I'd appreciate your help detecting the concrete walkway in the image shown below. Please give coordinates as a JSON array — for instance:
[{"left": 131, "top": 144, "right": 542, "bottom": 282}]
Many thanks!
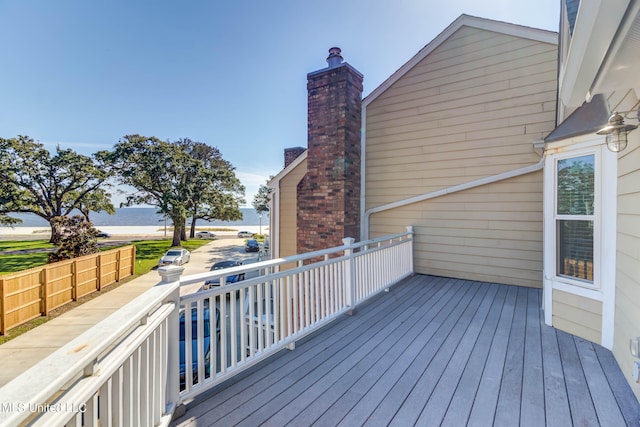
[{"left": 0, "top": 236, "right": 255, "bottom": 387}]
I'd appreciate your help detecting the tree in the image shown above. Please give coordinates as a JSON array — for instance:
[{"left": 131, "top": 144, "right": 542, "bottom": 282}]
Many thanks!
[
  {"left": 48, "top": 215, "right": 100, "bottom": 263},
  {"left": 252, "top": 183, "right": 272, "bottom": 214},
  {"left": 178, "top": 139, "right": 245, "bottom": 238},
  {"left": 70, "top": 187, "right": 115, "bottom": 222},
  {"left": 105, "top": 135, "right": 244, "bottom": 246},
  {"left": 0, "top": 179, "right": 22, "bottom": 226},
  {"left": 0, "top": 136, "right": 114, "bottom": 244}
]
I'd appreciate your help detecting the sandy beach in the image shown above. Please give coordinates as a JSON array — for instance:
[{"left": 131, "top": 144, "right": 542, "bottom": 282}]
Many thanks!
[{"left": 0, "top": 225, "right": 267, "bottom": 240}]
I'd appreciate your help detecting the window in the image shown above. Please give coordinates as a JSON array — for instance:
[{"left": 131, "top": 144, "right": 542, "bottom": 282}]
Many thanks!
[{"left": 556, "top": 154, "right": 595, "bottom": 283}]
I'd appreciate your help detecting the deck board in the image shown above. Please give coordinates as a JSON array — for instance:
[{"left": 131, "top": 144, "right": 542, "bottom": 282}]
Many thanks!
[
  {"left": 294, "top": 276, "right": 454, "bottom": 425},
  {"left": 540, "top": 307, "right": 573, "bottom": 427},
  {"left": 494, "top": 286, "right": 528, "bottom": 426},
  {"left": 414, "top": 283, "right": 499, "bottom": 425},
  {"left": 520, "top": 288, "right": 545, "bottom": 427},
  {"left": 593, "top": 345, "right": 640, "bottom": 426},
  {"left": 467, "top": 285, "right": 518, "bottom": 427},
  {"left": 360, "top": 280, "right": 482, "bottom": 427},
  {"left": 172, "top": 275, "right": 640, "bottom": 427},
  {"left": 575, "top": 337, "right": 626, "bottom": 426},
  {"left": 440, "top": 284, "right": 509, "bottom": 426}
]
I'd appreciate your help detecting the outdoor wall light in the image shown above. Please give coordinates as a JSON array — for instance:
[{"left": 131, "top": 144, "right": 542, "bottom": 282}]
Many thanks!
[{"left": 596, "top": 111, "right": 638, "bottom": 152}]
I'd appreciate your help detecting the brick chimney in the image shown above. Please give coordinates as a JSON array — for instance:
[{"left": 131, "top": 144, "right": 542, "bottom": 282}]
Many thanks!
[
  {"left": 297, "top": 47, "right": 364, "bottom": 253},
  {"left": 284, "top": 146, "right": 306, "bottom": 168}
]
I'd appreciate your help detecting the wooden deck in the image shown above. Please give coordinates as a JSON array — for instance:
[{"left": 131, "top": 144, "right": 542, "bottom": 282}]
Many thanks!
[{"left": 171, "top": 275, "right": 640, "bottom": 426}]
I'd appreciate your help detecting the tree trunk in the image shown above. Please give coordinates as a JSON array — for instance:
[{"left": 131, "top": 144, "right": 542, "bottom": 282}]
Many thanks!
[
  {"left": 49, "top": 217, "right": 65, "bottom": 245},
  {"left": 169, "top": 210, "right": 188, "bottom": 246},
  {"left": 171, "top": 225, "right": 182, "bottom": 247},
  {"left": 189, "top": 214, "right": 197, "bottom": 238}
]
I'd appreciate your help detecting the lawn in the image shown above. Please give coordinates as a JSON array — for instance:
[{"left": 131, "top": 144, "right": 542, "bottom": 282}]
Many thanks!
[{"left": 0, "top": 240, "right": 56, "bottom": 252}]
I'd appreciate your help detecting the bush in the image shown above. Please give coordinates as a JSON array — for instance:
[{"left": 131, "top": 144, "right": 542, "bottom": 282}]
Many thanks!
[{"left": 48, "top": 216, "right": 100, "bottom": 263}]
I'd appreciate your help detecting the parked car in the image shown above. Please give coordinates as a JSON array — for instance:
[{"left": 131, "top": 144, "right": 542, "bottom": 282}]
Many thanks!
[
  {"left": 96, "top": 230, "right": 111, "bottom": 238},
  {"left": 204, "top": 260, "right": 245, "bottom": 288},
  {"left": 196, "top": 231, "right": 217, "bottom": 239},
  {"left": 179, "top": 300, "right": 220, "bottom": 389},
  {"left": 158, "top": 248, "right": 190, "bottom": 266},
  {"left": 237, "top": 231, "right": 254, "bottom": 238},
  {"left": 245, "top": 239, "right": 260, "bottom": 252}
]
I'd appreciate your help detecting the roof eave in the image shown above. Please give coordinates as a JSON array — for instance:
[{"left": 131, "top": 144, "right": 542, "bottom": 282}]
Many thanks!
[
  {"left": 558, "top": 0, "right": 631, "bottom": 107},
  {"left": 363, "top": 14, "right": 558, "bottom": 108}
]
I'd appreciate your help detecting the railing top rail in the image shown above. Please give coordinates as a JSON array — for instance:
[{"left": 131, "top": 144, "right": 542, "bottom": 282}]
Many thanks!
[
  {"left": 180, "top": 253, "right": 351, "bottom": 304},
  {"left": 0, "top": 279, "right": 180, "bottom": 426},
  {"left": 179, "top": 230, "right": 413, "bottom": 288}
]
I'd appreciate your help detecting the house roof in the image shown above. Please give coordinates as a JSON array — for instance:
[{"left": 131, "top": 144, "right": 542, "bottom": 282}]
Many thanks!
[
  {"left": 363, "top": 14, "right": 558, "bottom": 107},
  {"left": 565, "top": 0, "right": 581, "bottom": 36},
  {"left": 544, "top": 93, "right": 610, "bottom": 143}
]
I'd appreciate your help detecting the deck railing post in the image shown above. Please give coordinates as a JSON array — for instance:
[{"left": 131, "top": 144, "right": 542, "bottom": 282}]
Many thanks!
[
  {"left": 342, "top": 237, "right": 356, "bottom": 315},
  {"left": 157, "top": 266, "right": 184, "bottom": 419},
  {"left": 406, "top": 226, "right": 415, "bottom": 274}
]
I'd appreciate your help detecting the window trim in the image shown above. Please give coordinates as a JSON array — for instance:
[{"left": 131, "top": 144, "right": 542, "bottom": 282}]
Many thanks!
[
  {"left": 543, "top": 136, "right": 617, "bottom": 349},
  {"left": 552, "top": 149, "right": 601, "bottom": 289}
]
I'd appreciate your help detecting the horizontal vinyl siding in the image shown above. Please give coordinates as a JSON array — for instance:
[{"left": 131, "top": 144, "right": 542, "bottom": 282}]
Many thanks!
[
  {"left": 365, "top": 26, "right": 556, "bottom": 287},
  {"left": 552, "top": 289, "right": 602, "bottom": 345},
  {"left": 614, "top": 134, "right": 640, "bottom": 401},
  {"left": 278, "top": 159, "right": 306, "bottom": 260},
  {"left": 369, "top": 173, "right": 543, "bottom": 288}
]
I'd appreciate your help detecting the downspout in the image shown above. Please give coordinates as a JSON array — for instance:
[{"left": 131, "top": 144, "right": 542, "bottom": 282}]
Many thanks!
[
  {"left": 362, "top": 145, "right": 546, "bottom": 240},
  {"left": 359, "top": 106, "right": 367, "bottom": 241}
]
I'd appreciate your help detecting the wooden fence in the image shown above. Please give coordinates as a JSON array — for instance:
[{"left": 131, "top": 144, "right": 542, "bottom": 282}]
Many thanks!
[{"left": 0, "top": 245, "right": 136, "bottom": 334}]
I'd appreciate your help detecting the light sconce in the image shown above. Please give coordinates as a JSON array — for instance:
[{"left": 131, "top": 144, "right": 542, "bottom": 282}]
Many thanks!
[{"left": 596, "top": 111, "right": 638, "bottom": 152}]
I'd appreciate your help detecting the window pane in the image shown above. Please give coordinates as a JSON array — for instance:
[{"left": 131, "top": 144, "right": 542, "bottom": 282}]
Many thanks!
[
  {"left": 557, "top": 155, "right": 594, "bottom": 215},
  {"left": 557, "top": 220, "right": 593, "bottom": 282}
]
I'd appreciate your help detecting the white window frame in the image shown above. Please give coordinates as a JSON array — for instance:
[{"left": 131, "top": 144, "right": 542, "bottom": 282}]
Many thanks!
[
  {"left": 553, "top": 149, "right": 600, "bottom": 289},
  {"left": 543, "top": 137, "right": 617, "bottom": 349}
]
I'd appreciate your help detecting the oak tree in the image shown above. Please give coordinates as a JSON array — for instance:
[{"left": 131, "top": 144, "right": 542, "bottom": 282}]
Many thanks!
[
  {"left": 106, "top": 135, "right": 244, "bottom": 246},
  {"left": 0, "top": 136, "right": 114, "bottom": 243}
]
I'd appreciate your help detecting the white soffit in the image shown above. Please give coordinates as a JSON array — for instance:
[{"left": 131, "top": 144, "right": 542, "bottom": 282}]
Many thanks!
[
  {"left": 559, "top": 0, "right": 630, "bottom": 107},
  {"left": 588, "top": 1, "right": 640, "bottom": 99}
]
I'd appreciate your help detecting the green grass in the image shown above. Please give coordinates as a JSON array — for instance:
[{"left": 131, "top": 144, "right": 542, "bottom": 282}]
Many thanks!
[
  {"left": 0, "top": 240, "right": 55, "bottom": 251},
  {"left": 130, "top": 238, "right": 209, "bottom": 275},
  {"left": 0, "top": 253, "right": 51, "bottom": 274}
]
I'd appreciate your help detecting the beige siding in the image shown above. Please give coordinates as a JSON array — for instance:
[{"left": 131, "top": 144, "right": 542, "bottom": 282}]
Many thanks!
[
  {"left": 551, "top": 289, "right": 602, "bottom": 345},
  {"left": 278, "top": 159, "right": 307, "bottom": 260},
  {"left": 614, "top": 132, "right": 640, "bottom": 401},
  {"left": 365, "top": 26, "right": 557, "bottom": 287},
  {"left": 370, "top": 173, "right": 543, "bottom": 287}
]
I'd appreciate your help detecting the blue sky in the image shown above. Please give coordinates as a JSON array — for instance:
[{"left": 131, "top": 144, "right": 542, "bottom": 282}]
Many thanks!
[{"left": 0, "top": 1, "right": 560, "bottom": 207}]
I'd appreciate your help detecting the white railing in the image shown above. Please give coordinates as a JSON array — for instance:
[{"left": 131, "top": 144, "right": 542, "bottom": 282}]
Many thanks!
[
  {"left": 0, "top": 273, "right": 182, "bottom": 427},
  {"left": 0, "top": 228, "right": 413, "bottom": 426},
  {"left": 177, "top": 228, "right": 414, "bottom": 401}
]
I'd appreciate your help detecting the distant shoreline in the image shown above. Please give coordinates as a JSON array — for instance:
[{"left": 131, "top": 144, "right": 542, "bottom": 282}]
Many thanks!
[
  {"left": 5, "top": 207, "right": 268, "bottom": 228},
  {"left": 0, "top": 225, "right": 267, "bottom": 240}
]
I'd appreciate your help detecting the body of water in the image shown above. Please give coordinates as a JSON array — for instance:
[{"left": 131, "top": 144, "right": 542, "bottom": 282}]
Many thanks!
[{"left": 8, "top": 208, "right": 268, "bottom": 228}]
